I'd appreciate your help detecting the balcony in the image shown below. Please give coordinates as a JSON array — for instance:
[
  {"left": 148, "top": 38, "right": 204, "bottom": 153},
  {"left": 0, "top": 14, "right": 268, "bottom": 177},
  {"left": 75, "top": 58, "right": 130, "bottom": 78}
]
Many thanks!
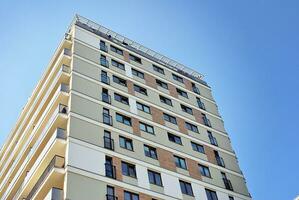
[
  {"left": 10, "top": 127, "right": 67, "bottom": 200},
  {"left": 26, "top": 156, "right": 65, "bottom": 200},
  {"left": 103, "top": 113, "right": 113, "bottom": 126},
  {"left": 216, "top": 156, "right": 225, "bottom": 168},
  {"left": 223, "top": 178, "right": 233, "bottom": 191},
  {"left": 101, "top": 74, "right": 110, "bottom": 85},
  {"left": 63, "top": 48, "right": 72, "bottom": 57},
  {"left": 100, "top": 57, "right": 109, "bottom": 68},
  {"left": 103, "top": 136, "right": 114, "bottom": 151},
  {"left": 203, "top": 117, "right": 212, "bottom": 127},
  {"left": 44, "top": 187, "right": 63, "bottom": 200},
  {"left": 100, "top": 43, "right": 108, "bottom": 52},
  {"left": 106, "top": 194, "right": 118, "bottom": 200},
  {"left": 192, "top": 86, "right": 200, "bottom": 95},
  {"left": 105, "top": 163, "right": 116, "bottom": 179},
  {"left": 101, "top": 93, "right": 111, "bottom": 104},
  {"left": 0, "top": 65, "right": 69, "bottom": 180},
  {"left": 0, "top": 103, "right": 68, "bottom": 199}
]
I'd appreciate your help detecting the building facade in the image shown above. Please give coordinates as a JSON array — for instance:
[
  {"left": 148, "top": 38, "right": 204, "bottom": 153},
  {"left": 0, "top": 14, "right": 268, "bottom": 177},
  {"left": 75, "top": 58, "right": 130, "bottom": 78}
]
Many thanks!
[{"left": 0, "top": 15, "right": 251, "bottom": 200}]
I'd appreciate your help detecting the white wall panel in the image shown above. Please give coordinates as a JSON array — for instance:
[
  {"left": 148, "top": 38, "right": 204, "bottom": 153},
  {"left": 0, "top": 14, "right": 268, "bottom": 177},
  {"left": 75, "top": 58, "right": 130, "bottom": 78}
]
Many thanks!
[
  {"left": 161, "top": 173, "right": 182, "bottom": 199},
  {"left": 129, "top": 97, "right": 137, "bottom": 114},
  {"left": 75, "top": 27, "right": 99, "bottom": 49},
  {"left": 192, "top": 183, "right": 208, "bottom": 200},
  {"left": 68, "top": 142, "right": 105, "bottom": 175},
  {"left": 136, "top": 164, "right": 150, "bottom": 189}
]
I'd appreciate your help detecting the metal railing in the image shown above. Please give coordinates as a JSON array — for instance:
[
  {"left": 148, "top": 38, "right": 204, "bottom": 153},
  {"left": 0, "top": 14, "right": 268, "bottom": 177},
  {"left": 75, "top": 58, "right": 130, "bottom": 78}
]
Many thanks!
[
  {"left": 26, "top": 156, "right": 65, "bottom": 200},
  {"left": 209, "top": 135, "right": 218, "bottom": 146},
  {"left": 223, "top": 178, "right": 233, "bottom": 191},
  {"left": 192, "top": 86, "right": 200, "bottom": 95},
  {"left": 100, "top": 43, "right": 108, "bottom": 52},
  {"left": 103, "top": 113, "right": 113, "bottom": 126},
  {"left": 100, "top": 57, "right": 109, "bottom": 68},
  {"left": 70, "top": 15, "right": 208, "bottom": 86},
  {"left": 203, "top": 117, "right": 212, "bottom": 127},
  {"left": 61, "top": 64, "right": 71, "bottom": 74},
  {"left": 103, "top": 136, "right": 114, "bottom": 151},
  {"left": 63, "top": 48, "right": 72, "bottom": 57},
  {"left": 101, "top": 93, "right": 111, "bottom": 104},
  {"left": 106, "top": 194, "right": 118, "bottom": 200},
  {"left": 105, "top": 163, "right": 116, "bottom": 179},
  {"left": 197, "top": 100, "right": 206, "bottom": 110},
  {"left": 216, "top": 156, "right": 225, "bottom": 168},
  {"left": 101, "top": 74, "right": 110, "bottom": 85}
]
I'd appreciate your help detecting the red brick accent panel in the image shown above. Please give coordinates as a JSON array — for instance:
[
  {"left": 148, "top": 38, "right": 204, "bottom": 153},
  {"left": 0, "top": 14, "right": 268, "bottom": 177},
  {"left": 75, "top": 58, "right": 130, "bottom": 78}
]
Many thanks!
[
  {"left": 144, "top": 73, "right": 157, "bottom": 89},
  {"left": 151, "top": 106, "right": 164, "bottom": 125},
  {"left": 193, "top": 109, "right": 205, "bottom": 124},
  {"left": 112, "top": 157, "right": 123, "bottom": 181},
  {"left": 168, "top": 84, "right": 178, "bottom": 98},
  {"left": 205, "top": 146, "right": 217, "bottom": 165},
  {"left": 177, "top": 117, "right": 188, "bottom": 134},
  {"left": 127, "top": 80, "right": 135, "bottom": 95},
  {"left": 186, "top": 158, "right": 202, "bottom": 180},
  {"left": 115, "top": 186, "right": 124, "bottom": 200},
  {"left": 184, "top": 79, "right": 193, "bottom": 91},
  {"left": 157, "top": 148, "right": 176, "bottom": 172},
  {"left": 132, "top": 117, "right": 141, "bottom": 136},
  {"left": 123, "top": 51, "right": 130, "bottom": 63}
]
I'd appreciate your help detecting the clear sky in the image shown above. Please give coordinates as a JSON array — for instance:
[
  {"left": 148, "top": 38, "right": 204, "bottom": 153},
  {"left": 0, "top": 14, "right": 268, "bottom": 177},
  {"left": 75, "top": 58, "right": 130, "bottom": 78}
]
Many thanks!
[{"left": 0, "top": 1, "right": 298, "bottom": 199}]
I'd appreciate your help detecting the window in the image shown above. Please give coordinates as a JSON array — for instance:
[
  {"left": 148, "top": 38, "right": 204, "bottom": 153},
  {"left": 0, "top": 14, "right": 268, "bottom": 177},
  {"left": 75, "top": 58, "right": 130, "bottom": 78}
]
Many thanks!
[
  {"left": 208, "top": 131, "right": 218, "bottom": 146},
  {"left": 191, "top": 142, "right": 205, "bottom": 153},
  {"left": 179, "top": 180, "right": 193, "bottom": 196},
  {"left": 129, "top": 54, "right": 142, "bottom": 63},
  {"left": 134, "top": 84, "right": 147, "bottom": 95},
  {"left": 119, "top": 136, "right": 133, "bottom": 151},
  {"left": 110, "top": 45, "right": 123, "bottom": 55},
  {"left": 139, "top": 122, "right": 154, "bottom": 134},
  {"left": 168, "top": 133, "right": 182, "bottom": 145},
  {"left": 113, "top": 75, "right": 127, "bottom": 87},
  {"left": 202, "top": 113, "right": 212, "bottom": 127},
  {"left": 124, "top": 191, "right": 139, "bottom": 200},
  {"left": 197, "top": 97, "right": 205, "bottom": 110},
  {"left": 176, "top": 88, "right": 188, "bottom": 98},
  {"left": 229, "top": 196, "right": 234, "bottom": 200},
  {"left": 153, "top": 64, "right": 164, "bottom": 74},
  {"left": 136, "top": 102, "right": 151, "bottom": 114},
  {"left": 199, "top": 164, "right": 211, "bottom": 177},
  {"left": 100, "top": 40, "right": 107, "bottom": 52},
  {"left": 174, "top": 155, "right": 187, "bottom": 169},
  {"left": 107, "top": 186, "right": 116, "bottom": 200},
  {"left": 156, "top": 79, "right": 168, "bottom": 89},
  {"left": 163, "top": 113, "right": 177, "bottom": 124},
  {"left": 172, "top": 74, "right": 184, "bottom": 83},
  {"left": 111, "top": 59, "right": 125, "bottom": 70},
  {"left": 159, "top": 95, "right": 172, "bottom": 106},
  {"left": 205, "top": 189, "right": 218, "bottom": 200},
  {"left": 132, "top": 68, "right": 144, "bottom": 79},
  {"left": 114, "top": 93, "right": 129, "bottom": 105},
  {"left": 144, "top": 145, "right": 158, "bottom": 159},
  {"left": 185, "top": 122, "right": 199, "bottom": 133},
  {"left": 116, "top": 113, "right": 132, "bottom": 126},
  {"left": 181, "top": 104, "right": 193, "bottom": 115},
  {"left": 148, "top": 170, "right": 162, "bottom": 186},
  {"left": 122, "top": 162, "right": 136, "bottom": 178}
]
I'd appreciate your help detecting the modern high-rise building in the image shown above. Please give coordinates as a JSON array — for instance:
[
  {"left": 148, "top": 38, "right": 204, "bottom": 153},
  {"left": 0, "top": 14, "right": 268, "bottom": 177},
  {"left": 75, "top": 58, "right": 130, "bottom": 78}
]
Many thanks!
[{"left": 0, "top": 15, "right": 251, "bottom": 200}]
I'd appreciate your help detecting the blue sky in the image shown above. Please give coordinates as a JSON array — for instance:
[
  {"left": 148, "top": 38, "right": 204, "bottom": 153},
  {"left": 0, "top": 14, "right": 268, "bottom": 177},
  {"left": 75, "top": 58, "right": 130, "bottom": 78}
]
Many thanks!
[{"left": 0, "top": 1, "right": 298, "bottom": 199}]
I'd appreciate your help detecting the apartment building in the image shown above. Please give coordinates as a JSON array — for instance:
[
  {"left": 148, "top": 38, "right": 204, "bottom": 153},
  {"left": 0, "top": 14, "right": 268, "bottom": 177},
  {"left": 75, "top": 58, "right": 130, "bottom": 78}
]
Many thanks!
[{"left": 0, "top": 15, "right": 251, "bottom": 200}]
